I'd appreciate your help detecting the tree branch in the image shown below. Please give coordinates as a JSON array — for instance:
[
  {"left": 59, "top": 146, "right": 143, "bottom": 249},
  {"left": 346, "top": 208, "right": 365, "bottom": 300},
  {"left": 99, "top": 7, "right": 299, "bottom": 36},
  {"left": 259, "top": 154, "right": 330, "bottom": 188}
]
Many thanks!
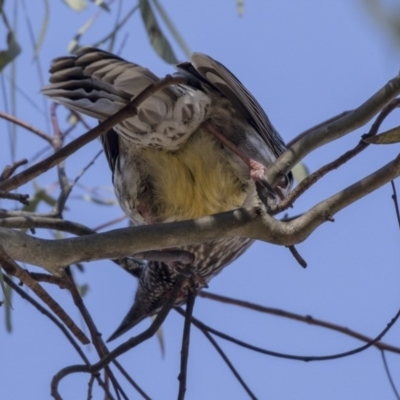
[
  {"left": 0, "top": 244, "right": 89, "bottom": 344},
  {"left": 266, "top": 73, "right": 400, "bottom": 187},
  {"left": 199, "top": 291, "right": 400, "bottom": 355},
  {"left": 0, "top": 152, "right": 399, "bottom": 273}
]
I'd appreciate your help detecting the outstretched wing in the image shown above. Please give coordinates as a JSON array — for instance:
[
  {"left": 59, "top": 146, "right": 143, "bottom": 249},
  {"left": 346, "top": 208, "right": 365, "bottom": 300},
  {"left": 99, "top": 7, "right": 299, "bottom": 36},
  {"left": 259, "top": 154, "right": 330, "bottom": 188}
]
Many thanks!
[{"left": 42, "top": 47, "right": 212, "bottom": 150}]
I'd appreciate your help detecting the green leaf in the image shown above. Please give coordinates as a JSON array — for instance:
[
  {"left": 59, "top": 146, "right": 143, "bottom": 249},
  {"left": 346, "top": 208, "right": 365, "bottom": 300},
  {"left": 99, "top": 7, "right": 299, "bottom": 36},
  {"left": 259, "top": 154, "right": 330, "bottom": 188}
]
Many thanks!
[
  {"left": 77, "top": 283, "right": 89, "bottom": 297},
  {"left": 0, "top": 31, "right": 21, "bottom": 72},
  {"left": 81, "top": 194, "right": 118, "bottom": 206},
  {"left": 363, "top": 126, "right": 400, "bottom": 144},
  {"left": 62, "top": 0, "right": 87, "bottom": 12},
  {"left": 67, "top": 112, "right": 78, "bottom": 125},
  {"left": 151, "top": 0, "right": 191, "bottom": 58},
  {"left": 22, "top": 182, "right": 57, "bottom": 213},
  {"left": 139, "top": 0, "right": 178, "bottom": 64},
  {"left": 292, "top": 162, "right": 310, "bottom": 184},
  {"left": 68, "top": 13, "right": 98, "bottom": 53}
]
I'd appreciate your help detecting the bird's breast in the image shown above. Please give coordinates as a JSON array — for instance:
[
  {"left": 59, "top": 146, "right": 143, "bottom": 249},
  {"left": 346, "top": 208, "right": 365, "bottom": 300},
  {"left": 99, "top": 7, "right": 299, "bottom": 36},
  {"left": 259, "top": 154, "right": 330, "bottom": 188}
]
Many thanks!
[{"left": 131, "top": 127, "right": 250, "bottom": 223}]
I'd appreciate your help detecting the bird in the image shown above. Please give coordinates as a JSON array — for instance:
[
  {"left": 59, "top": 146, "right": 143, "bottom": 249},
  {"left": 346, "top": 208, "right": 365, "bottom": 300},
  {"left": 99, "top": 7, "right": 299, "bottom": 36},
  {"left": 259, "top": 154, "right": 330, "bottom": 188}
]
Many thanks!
[{"left": 42, "top": 47, "right": 293, "bottom": 341}]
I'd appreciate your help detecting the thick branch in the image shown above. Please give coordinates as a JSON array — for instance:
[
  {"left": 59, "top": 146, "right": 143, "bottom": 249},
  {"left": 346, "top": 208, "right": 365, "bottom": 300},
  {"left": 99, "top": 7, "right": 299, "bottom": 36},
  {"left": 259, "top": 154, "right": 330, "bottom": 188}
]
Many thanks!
[
  {"left": 266, "top": 73, "right": 400, "bottom": 187},
  {"left": 0, "top": 153, "right": 399, "bottom": 274}
]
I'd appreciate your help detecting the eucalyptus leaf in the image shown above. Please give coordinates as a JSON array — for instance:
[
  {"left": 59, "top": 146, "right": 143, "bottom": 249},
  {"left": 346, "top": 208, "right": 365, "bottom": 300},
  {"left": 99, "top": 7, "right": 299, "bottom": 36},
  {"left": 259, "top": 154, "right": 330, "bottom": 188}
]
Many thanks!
[
  {"left": 62, "top": 0, "right": 87, "bottom": 12},
  {"left": 363, "top": 126, "right": 400, "bottom": 144},
  {"left": 139, "top": 0, "right": 178, "bottom": 64},
  {"left": 151, "top": 0, "right": 191, "bottom": 58},
  {"left": 0, "top": 31, "right": 21, "bottom": 71},
  {"left": 68, "top": 13, "right": 97, "bottom": 53},
  {"left": 291, "top": 162, "right": 310, "bottom": 184}
]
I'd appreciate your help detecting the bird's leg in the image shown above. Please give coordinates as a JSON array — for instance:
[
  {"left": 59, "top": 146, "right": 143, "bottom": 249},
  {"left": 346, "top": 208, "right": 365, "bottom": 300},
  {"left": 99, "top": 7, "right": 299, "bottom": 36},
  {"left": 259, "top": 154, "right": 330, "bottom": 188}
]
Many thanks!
[
  {"left": 204, "top": 121, "right": 285, "bottom": 203},
  {"left": 172, "top": 263, "right": 209, "bottom": 289}
]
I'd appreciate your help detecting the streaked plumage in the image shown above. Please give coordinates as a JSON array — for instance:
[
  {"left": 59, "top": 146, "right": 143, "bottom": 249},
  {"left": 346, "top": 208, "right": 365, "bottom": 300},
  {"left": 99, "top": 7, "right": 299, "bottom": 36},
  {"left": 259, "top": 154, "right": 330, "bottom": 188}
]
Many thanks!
[{"left": 42, "top": 47, "right": 292, "bottom": 340}]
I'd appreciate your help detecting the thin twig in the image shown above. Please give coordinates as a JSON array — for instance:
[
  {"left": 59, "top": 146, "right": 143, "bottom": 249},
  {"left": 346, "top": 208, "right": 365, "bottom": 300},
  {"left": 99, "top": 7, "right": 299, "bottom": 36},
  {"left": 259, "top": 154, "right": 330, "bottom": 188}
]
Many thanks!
[
  {"left": 4, "top": 274, "right": 117, "bottom": 400},
  {"left": 0, "top": 216, "right": 96, "bottom": 235},
  {"left": 177, "top": 288, "right": 196, "bottom": 400},
  {"left": 3, "top": 274, "right": 88, "bottom": 361},
  {"left": 65, "top": 268, "right": 127, "bottom": 400},
  {"left": 199, "top": 291, "right": 400, "bottom": 355},
  {"left": 0, "top": 110, "right": 52, "bottom": 143},
  {"left": 93, "top": 215, "right": 127, "bottom": 231},
  {"left": 0, "top": 244, "right": 90, "bottom": 344},
  {"left": 271, "top": 98, "right": 400, "bottom": 214},
  {"left": 113, "top": 360, "right": 152, "bottom": 400},
  {"left": 51, "top": 102, "right": 71, "bottom": 216},
  {"left": 287, "top": 245, "right": 307, "bottom": 268},
  {"left": 0, "top": 191, "right": 29, "bottom": 204},
  {"left": 187, "top": 307, "right": 400, "bottom": 362},
  {"left": 29, "top": 272, "right": 69, "bottom": 288},
  {"left": 0, "top": 158, "right": 28, "bottom": 180},
  {"left": 266, "top": 74, "right": 400, "bottom": 189},
  {"left": 87, "top": 374, "right": 96, "bottom": 400},
  {"left": 381, "top": 351, "right": 400, "bottom": 400},
  {"left": 391, "top": 181, "right": 400, "bottom": 230},
  {"left": 51, "top": 273, "right": 188, "bottom": 399},
  {"left": 176, "top": 308, "right": 257, "bottom": 400}
]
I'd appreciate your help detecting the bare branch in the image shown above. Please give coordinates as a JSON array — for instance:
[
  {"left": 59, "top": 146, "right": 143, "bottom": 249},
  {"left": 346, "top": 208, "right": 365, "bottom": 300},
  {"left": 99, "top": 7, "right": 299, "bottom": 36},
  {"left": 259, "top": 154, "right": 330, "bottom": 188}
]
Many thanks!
[
  {"left": 391, "top": 181, "right": 400, "bottom": 230},
  {"left": 1, "top": 152, "right": 399, "bottom": 273},
  {"left": 50, "top": 272, "right": 188, "bottom": 399},
  {"left": 287, "top": 245, "right": 307, "bottom": 268},
  {"left": 177, "top": 288, "right": 196, "bottom": 400},
  {"left": 381, "top": 351, "right": 400, "bottom": 400},
  {"left": 0, "top": 111, "right": 52, "bottom": 143},
  {"left": 0, "top": 158, "right": 28, "bottom": 180},
  {"left": 199, "top": 291, "right": 400, "bottom": 355},
  {"left": 0, "top": 191, "right": 29, "bottom": 204},
  {"left": 271, "top": 97, "right": 400, "bottom": 214},
  {"left": 0, "top": 244, "right": 89, "bottom": 344},
  {"left": 2, "top": 275, "right": 112, "bottom": 396},
  {"left": 64, "top": 268, "right": 128, "bottom": 400},
  {"left": 175, "top": 307, "right": 258, "bottom": 400},
  {"left": 266, "top": 73, "right": 400, "bottom": 187},
  {"left": 113, "top": 360, "right": 152, "bottom": 400},
  {"left": 188, "top": 306, "right": 400, "bottom": 362}
]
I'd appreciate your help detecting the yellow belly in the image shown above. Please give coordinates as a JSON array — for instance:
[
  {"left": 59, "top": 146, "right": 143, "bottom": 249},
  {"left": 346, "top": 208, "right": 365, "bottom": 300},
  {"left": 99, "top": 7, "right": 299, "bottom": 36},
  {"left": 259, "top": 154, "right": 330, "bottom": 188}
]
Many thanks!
[{"left": 139, "top": 129, "right": 248, "bottom": 222}]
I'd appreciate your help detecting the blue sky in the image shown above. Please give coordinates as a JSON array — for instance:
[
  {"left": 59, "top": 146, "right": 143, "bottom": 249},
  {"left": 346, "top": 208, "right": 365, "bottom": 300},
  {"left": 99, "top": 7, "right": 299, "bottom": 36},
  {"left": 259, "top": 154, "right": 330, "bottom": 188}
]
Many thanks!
[{"left": 1, "top": 1, "right": 400, "bottom": 399}]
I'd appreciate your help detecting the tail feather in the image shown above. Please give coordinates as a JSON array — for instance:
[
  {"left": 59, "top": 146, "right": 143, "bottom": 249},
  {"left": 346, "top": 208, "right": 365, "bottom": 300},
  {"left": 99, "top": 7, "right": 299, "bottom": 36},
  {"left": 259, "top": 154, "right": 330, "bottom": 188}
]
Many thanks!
[{"left": 107, "top": 304, "right": 148, "bottom": 342}]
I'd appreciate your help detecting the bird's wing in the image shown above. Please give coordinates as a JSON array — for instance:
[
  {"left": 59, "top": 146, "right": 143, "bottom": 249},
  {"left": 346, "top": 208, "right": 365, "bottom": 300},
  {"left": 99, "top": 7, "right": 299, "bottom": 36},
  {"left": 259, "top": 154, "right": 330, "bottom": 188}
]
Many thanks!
[
  {"left": 42, "top": 47, "right": 179, "bottom": 120},
  {"left": 177, "top": 53, "right": 287, "bottom": 157}
]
